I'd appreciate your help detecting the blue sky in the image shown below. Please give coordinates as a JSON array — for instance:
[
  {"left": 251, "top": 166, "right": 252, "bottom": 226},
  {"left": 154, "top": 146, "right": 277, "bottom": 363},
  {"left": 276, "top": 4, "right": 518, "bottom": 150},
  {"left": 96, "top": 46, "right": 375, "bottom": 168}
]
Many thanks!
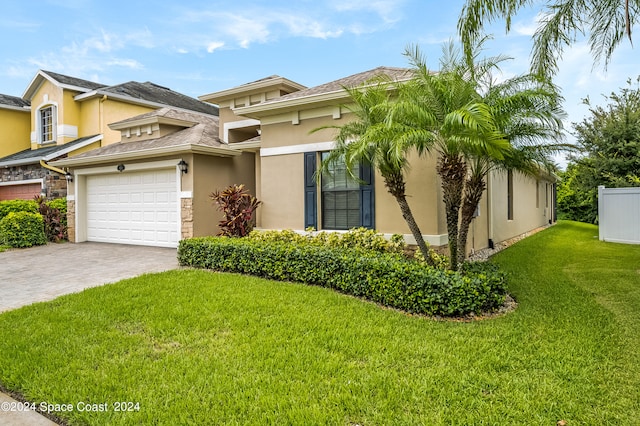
[{"left": 1, "top": 0, "right": 638, "bottom": 165}]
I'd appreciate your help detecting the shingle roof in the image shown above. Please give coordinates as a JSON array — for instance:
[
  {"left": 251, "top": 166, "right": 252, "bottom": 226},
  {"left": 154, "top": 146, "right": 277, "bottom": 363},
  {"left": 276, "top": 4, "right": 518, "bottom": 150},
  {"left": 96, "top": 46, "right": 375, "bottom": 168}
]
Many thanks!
[
  {"left": 102, "top": 81, "right": 219, "bottom": 116},
  {"left": 69, "top": 109, "right": 223, "bottom": 160},
  {"left": 0, "top": 135, "right": 100, "bottom": 165},
  {"left": 42, "top": 70, "right": 108, "bottom": 91},
  {"left": 0, "top": 94, "right": 30, "bottom": 109},
  {"left": 267, "top": 66, "right": 412, "bottom": 104}
]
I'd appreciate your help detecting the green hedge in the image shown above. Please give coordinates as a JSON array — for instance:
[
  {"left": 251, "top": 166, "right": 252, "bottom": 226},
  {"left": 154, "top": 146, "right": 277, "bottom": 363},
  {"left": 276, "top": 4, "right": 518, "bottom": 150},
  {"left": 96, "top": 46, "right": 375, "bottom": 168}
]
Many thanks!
[
  {"left": 0, "top": 211, "right": 47, "bottom": 248},
  {"left": 178, "top": 237, "right": 507, "bottom": 317},
  {"left": 0, "top": 199, "right": 38, "bottom": 221}
]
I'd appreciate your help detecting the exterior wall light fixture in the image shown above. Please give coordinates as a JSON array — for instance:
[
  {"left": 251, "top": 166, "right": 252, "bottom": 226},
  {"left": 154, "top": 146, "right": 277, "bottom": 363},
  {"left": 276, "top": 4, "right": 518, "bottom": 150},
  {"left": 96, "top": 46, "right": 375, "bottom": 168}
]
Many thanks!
[
  {"left": 117, "top": 164, "right": 125, "bottom": 172},
  {"left": 178, "top": 160, "right": 188, "bottom": 175},
  {"left": 65, "top": 172, "right": 73, "bottom": 183}
]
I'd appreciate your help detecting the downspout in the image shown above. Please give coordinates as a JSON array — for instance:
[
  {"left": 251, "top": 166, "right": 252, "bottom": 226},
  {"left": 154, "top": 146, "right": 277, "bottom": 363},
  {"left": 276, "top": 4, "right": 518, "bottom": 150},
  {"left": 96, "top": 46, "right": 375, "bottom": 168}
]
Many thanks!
[
  {"left": 39, "top": 159, "right": 66, "bottom": 175},
  {"left": 487, "top": 171, "right": 494, "bottom": 249}
]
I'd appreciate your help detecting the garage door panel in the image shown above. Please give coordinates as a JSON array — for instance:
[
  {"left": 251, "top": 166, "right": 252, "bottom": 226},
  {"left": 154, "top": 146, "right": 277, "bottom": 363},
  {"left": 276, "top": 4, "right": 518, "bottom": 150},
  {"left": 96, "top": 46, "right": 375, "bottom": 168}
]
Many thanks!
[{"left": 86, "top": 169, "right": 179, "bottom": 247}]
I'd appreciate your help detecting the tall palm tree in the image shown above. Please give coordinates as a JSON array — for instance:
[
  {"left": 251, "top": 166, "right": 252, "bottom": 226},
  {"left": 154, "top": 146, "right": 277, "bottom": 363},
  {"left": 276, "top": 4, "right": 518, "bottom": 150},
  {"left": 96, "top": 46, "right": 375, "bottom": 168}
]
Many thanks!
[
  {"left": 315, "top": 77, "right": 436, "bottom": 264},
  {"left": 458, "top": 0, "right": 638, "bottom": 77},
  {"left": 394, "top": 42, "right": 511, "bottom": 269}
]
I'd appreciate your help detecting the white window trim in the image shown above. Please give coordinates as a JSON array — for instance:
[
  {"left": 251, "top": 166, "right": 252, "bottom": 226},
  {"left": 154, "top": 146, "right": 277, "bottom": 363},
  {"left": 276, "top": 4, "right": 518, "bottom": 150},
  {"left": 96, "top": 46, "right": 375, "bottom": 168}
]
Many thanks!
[{"left": 36, "top": 101, "right": 58, "bottom": 144}]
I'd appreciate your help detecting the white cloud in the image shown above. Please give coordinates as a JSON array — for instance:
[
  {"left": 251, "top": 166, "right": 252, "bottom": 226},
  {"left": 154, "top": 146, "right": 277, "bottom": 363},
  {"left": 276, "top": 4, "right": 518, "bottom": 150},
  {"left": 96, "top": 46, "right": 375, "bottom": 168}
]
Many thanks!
[{"left": 206, "top": 41, "right": 225, "bottom": 53}]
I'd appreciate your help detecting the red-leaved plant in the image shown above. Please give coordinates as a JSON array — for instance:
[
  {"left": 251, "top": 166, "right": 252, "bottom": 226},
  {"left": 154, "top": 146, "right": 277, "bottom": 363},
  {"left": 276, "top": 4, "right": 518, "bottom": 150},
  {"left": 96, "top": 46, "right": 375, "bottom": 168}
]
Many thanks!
[
  {"left": 34, "top": 196, "right": 67, "bottom": 242},
  {"left": 210, "top": 184, "right": 261, "bottom": 237}
]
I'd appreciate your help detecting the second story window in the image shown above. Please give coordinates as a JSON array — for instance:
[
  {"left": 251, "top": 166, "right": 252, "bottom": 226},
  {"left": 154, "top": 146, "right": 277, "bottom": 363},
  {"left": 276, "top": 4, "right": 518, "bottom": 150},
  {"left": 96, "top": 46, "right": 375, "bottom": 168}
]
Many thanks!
[{"left": 38, "top": 105, "right": 56, "bottom": 144}]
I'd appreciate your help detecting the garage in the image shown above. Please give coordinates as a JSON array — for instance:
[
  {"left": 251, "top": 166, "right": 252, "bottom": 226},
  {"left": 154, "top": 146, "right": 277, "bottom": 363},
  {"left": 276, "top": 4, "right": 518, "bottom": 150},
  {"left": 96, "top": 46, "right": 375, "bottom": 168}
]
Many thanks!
[
  {"left": 0, "top": 182, "right": 42, "bottom": 201},
  {"left": 85, "top": 169, "right": 179, "bottom": 247}
]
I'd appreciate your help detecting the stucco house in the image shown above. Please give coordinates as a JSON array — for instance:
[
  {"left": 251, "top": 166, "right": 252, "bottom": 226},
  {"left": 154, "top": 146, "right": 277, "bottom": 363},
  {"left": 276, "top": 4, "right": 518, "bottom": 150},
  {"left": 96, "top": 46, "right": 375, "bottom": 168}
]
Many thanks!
[
  {"left": 200, "top": 67, "right": 557, "bottom": 255},
  {"left": 2, "top": 66, "right": 555, "bottom": 253},
  {"left": 0, "top": 70, "right": 218, "bottom": 201}
]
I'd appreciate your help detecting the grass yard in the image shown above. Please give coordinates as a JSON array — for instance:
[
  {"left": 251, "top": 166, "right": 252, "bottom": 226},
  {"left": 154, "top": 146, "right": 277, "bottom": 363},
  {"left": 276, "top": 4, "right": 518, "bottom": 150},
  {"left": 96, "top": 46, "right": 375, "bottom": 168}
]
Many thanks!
[{"left": 0, "top": 221, "right": 638, "bottom": 425}]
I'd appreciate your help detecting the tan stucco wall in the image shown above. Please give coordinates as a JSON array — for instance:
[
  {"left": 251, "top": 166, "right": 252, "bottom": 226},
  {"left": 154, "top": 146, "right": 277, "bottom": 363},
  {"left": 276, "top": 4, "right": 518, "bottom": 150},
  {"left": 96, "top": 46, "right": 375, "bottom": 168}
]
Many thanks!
[
  {"left": 257, "top": 113, "right": 445, "bottom": 240},
  {"left": 489, "top": 170, "right": 553, "bottom": 244},
  {"left": 191, "top": 152, "right": 257, "bottom": 237},
  {"left": 0, "top": 108, "right": 30, "bottom": 157},
  {"left": 259, "top": 153, "right": 305, "bottom": 229}
]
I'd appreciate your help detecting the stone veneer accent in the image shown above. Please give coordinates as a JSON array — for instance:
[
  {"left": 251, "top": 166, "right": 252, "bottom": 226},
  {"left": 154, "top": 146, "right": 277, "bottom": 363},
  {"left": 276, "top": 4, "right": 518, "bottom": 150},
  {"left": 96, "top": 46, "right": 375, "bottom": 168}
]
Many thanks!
[
  {"left": 0, "top": 164, "right": 68, "bottom": 199},
  {"left": 181, "top": 197, "right": 193, "bottom": 239},
  {"left": 66, "top": 199, "right": 76, "bottom": 243}
]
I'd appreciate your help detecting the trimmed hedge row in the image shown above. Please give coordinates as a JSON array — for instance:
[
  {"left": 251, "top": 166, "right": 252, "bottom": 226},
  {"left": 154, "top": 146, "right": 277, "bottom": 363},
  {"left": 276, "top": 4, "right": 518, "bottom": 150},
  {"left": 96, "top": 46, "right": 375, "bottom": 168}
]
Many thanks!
[{"left": 178, "top": 237, "right": 507, "bottom": 317}]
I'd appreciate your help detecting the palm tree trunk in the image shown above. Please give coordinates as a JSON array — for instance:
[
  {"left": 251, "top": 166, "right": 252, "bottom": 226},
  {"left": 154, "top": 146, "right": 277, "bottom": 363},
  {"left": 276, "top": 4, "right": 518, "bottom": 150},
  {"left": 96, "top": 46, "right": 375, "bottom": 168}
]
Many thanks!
[
  {"left": 457, "top": 174, "right": 486, "bottom": 264},
  {"left": 437, "top": 154, "right": 467, "bottom": 271},
  {"left": 383, "top": 172, "right": 435, "bottom": 266}
]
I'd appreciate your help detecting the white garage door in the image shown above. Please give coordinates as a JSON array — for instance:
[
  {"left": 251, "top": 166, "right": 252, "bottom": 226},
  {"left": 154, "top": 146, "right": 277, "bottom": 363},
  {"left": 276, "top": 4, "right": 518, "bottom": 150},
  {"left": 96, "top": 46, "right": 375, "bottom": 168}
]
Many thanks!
[{"left": 86, "top": 169, "right": 179, "bottom": 247}]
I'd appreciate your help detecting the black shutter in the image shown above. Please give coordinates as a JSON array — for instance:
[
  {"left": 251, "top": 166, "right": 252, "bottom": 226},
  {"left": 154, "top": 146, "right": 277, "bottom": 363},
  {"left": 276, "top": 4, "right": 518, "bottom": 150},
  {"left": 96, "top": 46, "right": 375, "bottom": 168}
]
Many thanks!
[
  {"left": 359, "top": 161, "right": 375, "bottom": 229},
  {"left": 304, "top": 152, "right": 317, "bottom": 229}
]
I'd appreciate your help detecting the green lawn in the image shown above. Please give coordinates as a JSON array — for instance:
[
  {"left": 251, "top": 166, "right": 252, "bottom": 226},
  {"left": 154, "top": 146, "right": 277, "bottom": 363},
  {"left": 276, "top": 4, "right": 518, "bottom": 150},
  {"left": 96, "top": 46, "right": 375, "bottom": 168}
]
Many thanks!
[{"left": 0, "top": 221, "right": 638, "bottom": 425}]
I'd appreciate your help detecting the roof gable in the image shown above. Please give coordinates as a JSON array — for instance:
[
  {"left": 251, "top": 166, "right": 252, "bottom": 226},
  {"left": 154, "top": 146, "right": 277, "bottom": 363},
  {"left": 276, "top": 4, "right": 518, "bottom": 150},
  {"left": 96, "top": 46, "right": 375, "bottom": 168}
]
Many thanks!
[
  {"left": 23, "top": 70, "right": 107, "bottom": 100},
  {"left": 233, "top": 66, "right": 412, "bottom": 117}
]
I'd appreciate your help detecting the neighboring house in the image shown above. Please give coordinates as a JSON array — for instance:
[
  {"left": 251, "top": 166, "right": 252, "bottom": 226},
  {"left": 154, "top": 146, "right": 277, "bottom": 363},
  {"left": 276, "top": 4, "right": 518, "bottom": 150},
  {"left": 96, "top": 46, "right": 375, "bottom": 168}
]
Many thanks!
[
  {"left": 200, "top": 66, "right": 557, "bottom": 254},
  {"left": 0, "top": 70, "right": 218, "bottom": 201}
]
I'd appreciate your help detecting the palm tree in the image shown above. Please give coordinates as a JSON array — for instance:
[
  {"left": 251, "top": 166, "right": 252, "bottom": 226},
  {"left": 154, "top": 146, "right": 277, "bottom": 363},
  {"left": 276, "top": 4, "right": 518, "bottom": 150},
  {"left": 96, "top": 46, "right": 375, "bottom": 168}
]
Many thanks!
[
  {"left": 456, "top": 74, "right": 567, "bottom": 263},
  {"left": 394, "top": 42, "right": 511, "bottom": 269},
  {"left": 458, "top": 0, "right": 638, "bottom": 77},
  {"left": 315, "top": 77, "right": 436, "bottom": 264}
]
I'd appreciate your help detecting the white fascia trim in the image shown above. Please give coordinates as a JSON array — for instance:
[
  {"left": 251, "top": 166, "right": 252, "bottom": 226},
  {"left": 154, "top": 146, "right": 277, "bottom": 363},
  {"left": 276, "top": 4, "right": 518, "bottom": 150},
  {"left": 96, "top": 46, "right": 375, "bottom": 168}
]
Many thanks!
[
  {"left": 73, "top": 159, "right": 182, "bottom": 176},
  {"left": 236, "top": 90, "right": 348, "bottom": 116},
  {"left": 0, "top": 158, "right": 39, "bottom": 167},
  {"left": 223, "top": 118, "right": 260, "bottom": 143},
  {"left": 0, "top": 104, "right": 30, "bottom": 112},
  {"left": 261, "top": 141, "right": 336, "bottom": 157},
  {"left": 51, "top": 143, "right": 240, "bottom": 168},
  {"left": 43, "top": 135, "right": 103, "bottom": 161},
  {"left": 0, "top": 178, "right": 44, "bottom": 187},
  {"left": 57, "top": 124, "right": 78, "bottom": 139}
]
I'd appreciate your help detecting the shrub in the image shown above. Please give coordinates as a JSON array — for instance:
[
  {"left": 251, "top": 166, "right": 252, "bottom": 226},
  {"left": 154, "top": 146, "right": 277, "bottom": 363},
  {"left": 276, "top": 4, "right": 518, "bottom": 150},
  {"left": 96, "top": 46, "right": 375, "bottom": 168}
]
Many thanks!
[
  {"left": 248, "top": 227, "right": 406, "bottom": 255},
  {"left": 0, "top": 199, "right": 38, "bottom": 220},
  {"left": 178, "top": 237, "right": 507, "bottom": 317},
  {"left": 0, "top": 211, "right": 47, "bottom": 248},
  {"left": 210, "top": 184, "right": 261, "bottom": 237},
  {"left": 35, "top": 196, "right": 67, "bottom": 242}
]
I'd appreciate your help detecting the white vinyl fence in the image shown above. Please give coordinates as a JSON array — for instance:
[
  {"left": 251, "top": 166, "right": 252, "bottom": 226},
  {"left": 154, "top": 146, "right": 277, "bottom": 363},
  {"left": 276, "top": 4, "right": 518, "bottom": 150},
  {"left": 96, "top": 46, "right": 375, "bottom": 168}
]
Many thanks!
[{"left": 598, "top": 185, "right": 640, "bottom": 244}]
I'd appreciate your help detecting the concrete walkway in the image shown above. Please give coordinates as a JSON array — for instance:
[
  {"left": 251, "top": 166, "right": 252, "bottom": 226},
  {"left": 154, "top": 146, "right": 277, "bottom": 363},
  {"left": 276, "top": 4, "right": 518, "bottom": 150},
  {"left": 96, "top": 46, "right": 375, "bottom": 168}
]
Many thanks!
[{"left": 0, "top": 242, "right": 179, "bottom": 425}]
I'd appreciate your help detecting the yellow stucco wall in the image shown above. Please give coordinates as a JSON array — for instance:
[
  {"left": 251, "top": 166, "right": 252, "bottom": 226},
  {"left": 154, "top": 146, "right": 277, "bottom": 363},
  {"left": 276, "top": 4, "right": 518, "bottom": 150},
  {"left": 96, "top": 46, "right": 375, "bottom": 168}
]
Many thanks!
[
  {"left": 79, "top": 98, "right": 155, "bottom": 146},
  {"left": 0, "top": 108, "right": 30, "bottom": 157},
  {"left": 29, "top": 79, "right": 63, "bottom": 149}
]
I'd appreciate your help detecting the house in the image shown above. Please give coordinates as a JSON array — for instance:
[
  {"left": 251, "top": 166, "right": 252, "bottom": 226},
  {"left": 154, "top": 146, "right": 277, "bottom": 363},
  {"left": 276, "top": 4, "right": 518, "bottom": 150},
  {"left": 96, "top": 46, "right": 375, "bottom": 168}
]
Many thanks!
[
  {"left": 0, "top": 70, "right": 218, "bottom": 202},
  {"left": 200, "top": 66, "right": 557, "bottom": 254},
  {"left": 29, "top": 65, "right": 553, "bottom": 252}
]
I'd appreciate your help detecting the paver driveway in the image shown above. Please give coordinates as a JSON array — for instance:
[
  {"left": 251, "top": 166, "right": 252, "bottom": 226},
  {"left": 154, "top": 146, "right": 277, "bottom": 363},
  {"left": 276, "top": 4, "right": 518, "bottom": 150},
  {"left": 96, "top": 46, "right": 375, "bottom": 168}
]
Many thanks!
[{"left": 0, "top": 242, "right": 179, "bottom": 313}]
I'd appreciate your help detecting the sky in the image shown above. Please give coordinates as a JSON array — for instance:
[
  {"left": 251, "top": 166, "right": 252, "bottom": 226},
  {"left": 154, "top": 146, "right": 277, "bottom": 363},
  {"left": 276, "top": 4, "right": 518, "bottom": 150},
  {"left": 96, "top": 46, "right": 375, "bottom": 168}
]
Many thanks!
[{"left": 1, "top": 0, "right": 638, "bottom": 167}]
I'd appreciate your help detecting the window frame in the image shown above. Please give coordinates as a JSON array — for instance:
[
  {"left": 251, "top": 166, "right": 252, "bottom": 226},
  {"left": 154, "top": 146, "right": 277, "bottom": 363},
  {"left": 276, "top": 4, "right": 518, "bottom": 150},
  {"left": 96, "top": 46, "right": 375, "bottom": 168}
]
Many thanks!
[{"left": 37, "top": 104, "right": 57, "bottom": 144}]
